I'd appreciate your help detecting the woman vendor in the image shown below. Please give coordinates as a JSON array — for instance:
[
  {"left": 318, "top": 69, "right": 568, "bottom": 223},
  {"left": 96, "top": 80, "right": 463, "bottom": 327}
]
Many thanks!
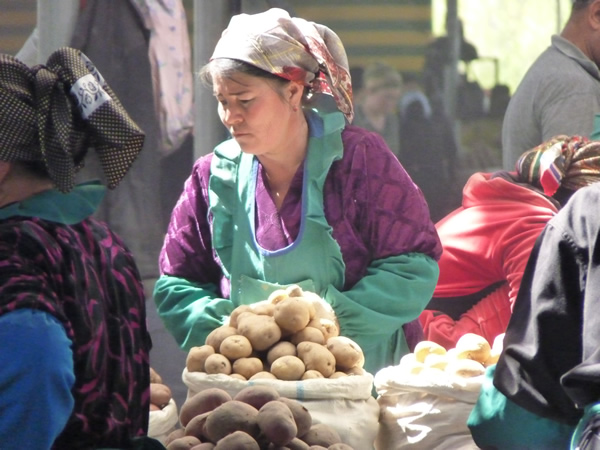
[{"left": 153, "top": 8, "right": 441, "bottom": 377}]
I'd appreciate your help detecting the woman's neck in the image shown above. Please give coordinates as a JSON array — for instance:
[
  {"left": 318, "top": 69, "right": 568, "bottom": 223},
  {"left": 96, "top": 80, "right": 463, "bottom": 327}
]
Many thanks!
[{"left": 0, "top": 175, "right": 54, "bottom": 208}]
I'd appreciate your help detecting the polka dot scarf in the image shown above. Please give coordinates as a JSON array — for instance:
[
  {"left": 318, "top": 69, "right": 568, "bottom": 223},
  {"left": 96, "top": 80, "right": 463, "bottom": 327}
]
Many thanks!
[
  {"left": 516, "top": 135, "right": 600, "bottom": 196},
  {"left": 0, "top": 47, "right": 144, "bottom": 192}
]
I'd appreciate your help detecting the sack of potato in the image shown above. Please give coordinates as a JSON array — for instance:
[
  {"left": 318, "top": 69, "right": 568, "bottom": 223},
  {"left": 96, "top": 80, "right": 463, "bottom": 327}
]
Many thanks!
[
  {"left": 165, "top": 384, "right": 357, "bottom": 449},
  {"left": 373, "top": 333, "right": 504, "bottom": 450},
  {"left": 148, "top": 367, "right": 179, "bottom": 444},
  {"left": 181, "top": 285, "right": 379, "bottom": 449}
]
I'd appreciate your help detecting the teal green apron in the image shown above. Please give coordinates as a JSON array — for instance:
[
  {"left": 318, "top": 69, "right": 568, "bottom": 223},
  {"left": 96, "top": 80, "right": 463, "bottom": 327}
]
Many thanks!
[{"left": 208, "top": 109, "right": 346, "bottom": 306}]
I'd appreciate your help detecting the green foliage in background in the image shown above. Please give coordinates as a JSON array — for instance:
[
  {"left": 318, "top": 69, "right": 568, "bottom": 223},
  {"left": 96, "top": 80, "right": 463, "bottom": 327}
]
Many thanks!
[{"left": 432, "top": 0, "right": 572, "bottom": 94}]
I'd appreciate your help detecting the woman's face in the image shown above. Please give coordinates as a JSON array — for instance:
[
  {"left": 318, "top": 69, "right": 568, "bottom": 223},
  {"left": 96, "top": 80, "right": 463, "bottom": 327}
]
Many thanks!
[{"left": 213, "top": 72, "right": 299, "bottom": 157}]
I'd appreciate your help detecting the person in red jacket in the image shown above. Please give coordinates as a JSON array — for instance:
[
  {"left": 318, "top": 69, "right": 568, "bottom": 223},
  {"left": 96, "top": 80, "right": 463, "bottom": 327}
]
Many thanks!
[{"left": 420, "top": 135, "right": 600, "bottom": 349}]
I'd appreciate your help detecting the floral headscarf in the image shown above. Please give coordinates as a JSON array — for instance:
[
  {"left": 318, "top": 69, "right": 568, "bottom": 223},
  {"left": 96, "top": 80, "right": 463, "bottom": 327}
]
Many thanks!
[
  {"left": 516, "top": 135, "right": 600, "bottom": 196},
  {"left": 0, "top": 47, "right": 144, "bottom": 192},
  {"left": 210, "top": 8, "right": 354, "bottom": 123}
]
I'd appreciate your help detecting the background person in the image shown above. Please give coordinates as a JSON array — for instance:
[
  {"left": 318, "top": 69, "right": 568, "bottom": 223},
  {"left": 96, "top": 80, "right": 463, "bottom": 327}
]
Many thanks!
[
  {"left": 153, "top": 8, "right": 441, "bottom": 378},
  {"left": 0, "top": 48, "right": 153, "bottom": 449},
  {"left": 420, "top": 135, "right": 600, "bottom": 349},
  {"left": 502, "top": 0, "right": 600, "bottom": 170}
]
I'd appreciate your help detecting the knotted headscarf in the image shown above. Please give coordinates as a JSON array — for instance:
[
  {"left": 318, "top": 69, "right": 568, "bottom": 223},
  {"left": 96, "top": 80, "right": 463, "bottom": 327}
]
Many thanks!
[
  {"left": 0, "top": 47, "right": 144, "bottom": 192},
  {"left": 210, "top": 8, "right": 354, "bottom": 123},
  {"left": 516, "top": 135, "right": 600, "bottom": 196}
]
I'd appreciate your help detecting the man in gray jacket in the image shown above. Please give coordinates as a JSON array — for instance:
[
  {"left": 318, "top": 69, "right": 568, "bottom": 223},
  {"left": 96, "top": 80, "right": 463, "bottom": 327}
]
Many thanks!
[{"left": 502, "top": 0, "right": 600, "bottom": 170}]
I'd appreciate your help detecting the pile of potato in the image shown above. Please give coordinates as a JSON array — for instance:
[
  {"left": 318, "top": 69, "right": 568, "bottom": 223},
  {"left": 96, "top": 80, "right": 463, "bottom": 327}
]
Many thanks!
[
  {"left": 164, "top": 385, "right": 354, "bottom": 449},
  {"left": 150, "top": 367, "right": 173, "bottom": 411},
  {"left": 397, "top": 333, "right": 505, "bottom": 379},
  {"left": 185, "top": 285, "right": 365, "bottom": 381}
]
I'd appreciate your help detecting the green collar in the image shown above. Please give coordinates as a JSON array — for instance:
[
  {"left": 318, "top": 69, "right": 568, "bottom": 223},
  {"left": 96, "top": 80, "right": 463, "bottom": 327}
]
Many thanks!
[{"left": 0, "top": 181, "right": 106, "bottom": 225}]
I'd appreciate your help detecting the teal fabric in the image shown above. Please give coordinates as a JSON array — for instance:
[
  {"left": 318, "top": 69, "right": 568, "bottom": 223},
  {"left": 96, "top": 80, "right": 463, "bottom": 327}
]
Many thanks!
[
  {"left": 207, "top": 109, "right": 346, "bottom": 304},
  {"left": 468, "top": 365, "right": 575, "bottom": 450},
  {"left": 0, "top": 180, "right": 104, "bottom": 224},
  {"left": 571, "top": 403, "right": 600, "bottom": 450}
]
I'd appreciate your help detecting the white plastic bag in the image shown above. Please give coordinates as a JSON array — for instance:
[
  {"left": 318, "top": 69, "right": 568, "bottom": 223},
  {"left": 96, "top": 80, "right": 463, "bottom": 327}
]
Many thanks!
[
  {"left": 374, "top": 365, "right": 483, "bottom": 450},
  {"left": 148, "top": 398, "right": 179, "bottom": 444},
  {"left": 182, "top": 368, "right": 379, "bottom": 449}
]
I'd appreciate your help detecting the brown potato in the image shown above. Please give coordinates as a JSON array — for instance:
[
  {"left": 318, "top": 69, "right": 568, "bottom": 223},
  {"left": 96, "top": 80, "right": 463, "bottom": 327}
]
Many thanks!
[
  {"left": 228, "top": 305, "right": 252, "bottom": 328},
  {"left": 277, "top": 397, "right": 312, "bottom": 438},
  {"left": 250, "top": 301, "right": 276, "bottom": 316},
  {"left": 234, "top": 385, "right": 280, "bottom": 410},
  {"left": 204, "top": 400, "right": 260, "bottom": 443},
  {"left": 301, "top": 423, "right": 342, "bottom": 447},
  {"left": 266, "top": 341, "right": 297, "bottom": 366},
  {"left": 186, "top": 345, "right": 215, "bottom": 372},
  {"left": 220, "top": 335, "right": 253, "bottom": 360},
  {"left": 301, "top": 370, "right": 325, "bottom": 380},
  {"left": 446, "top": 358, "right": 486, "bottom": 378},
  {"left": 290, "top": 327, "right": 325, "bottom": 345},
  {"left": 205, "top": 326, "right": 238, "bottom": 351},
  {"left": 214, "top": 430, "right": 259, "bottom": 449},
  {"left": 150, "top": 383, "right": 172, "bottom": 407},
  {"left": 150, "top": 366, "right": 163, "bottom": 384},
  {"left": 270, "top": 355, "right": 306, "bottom": 381},
  {"left": 150, "top": 403, "right": 161, "bottom": 411},
  {"left": 257, "top": 400, "right": 298, "bottom": 446},
  {"left": 238, "top": 314, "right": 282, "bottom": 351},
  {"left": 286, "top": 284, "right": 304, "bottom": 297},
  {"left": 326, "top": 336, "right": 364, "bottom": 370},
  {"left": 249, "top": 371, "right": 277, "bottom": 380},
  {"left": 164, "top": 428, "right": 186, "bottom": 445},
  {"left": 414, "top": 340, "right": 447, "bottom": 364},
  {"left": 229, "top": 373, "right": 247, "bottom": 381},
  {"left": 232, "top": 357, "right": 264, "bottom": 380},
  {"left": 306, "top": 317, "right": 339, "bottom": 341},
  {"left": 166, "top": 436, "right": 202, "bottom": 450},
  {"left": 268, "top": 288, "right": 290, "bottom": 304},
  {"left": 328, "top": 444, "right": 354, "bottom": 450},
  {"left": 274, "top": 298, "right": 311, "bottom": 333},
  {"left": 179, "top": 388, "right": 232, "bottom": 427},
  {"left": 191, "top": 444, "right": 216, "bottom": 450},
  {"left": 297, "top": 342, "right": 336, "bottom": 378},
  {"left": 204, "top": 353, "right": 232, "bottom": 375},
  {"left": 329, "top": 371, "right": 348, "bottom": 379},
  {"left": 345, "top": 366, "right": 365, "bottom": 376},
  {"left": 184, "top": 411, "right": 210, "bottom": 440}
]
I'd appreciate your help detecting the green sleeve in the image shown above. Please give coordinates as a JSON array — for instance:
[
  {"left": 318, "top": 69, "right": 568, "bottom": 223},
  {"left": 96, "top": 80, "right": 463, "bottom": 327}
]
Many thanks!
[
  {"left": 153, "top": 275, "right": 234, "bottom": 350},
  {"left": 323, "top": 252, "right": 438, "bottom": 373}
]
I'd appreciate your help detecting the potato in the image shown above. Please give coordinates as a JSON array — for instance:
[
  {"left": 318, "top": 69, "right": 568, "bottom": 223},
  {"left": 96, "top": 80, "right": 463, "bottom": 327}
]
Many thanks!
[
  {"left": 286, "top": 284, "right": 304, "bottom": 297},
  {"left": 424, "top": 352, "right": 450, "bottom": 371},
  {"left": 267, "top": 341, "right": 297, "bottom": 366},
  {"left": 214, "top": 430, "right": 260, "bottom": 449},
  {"left": 278, "top": 397, "right": 312, "bottom": 438},
  {"left": 238, "top": 314, "right": 282, "bottom": 351},
  {"left": 274, "top": 298, "right": 312, "bottom": 333},
  {"left": 165, "top": 428, "right": 186, "bottom": 445},
  {"left": 270, "top": 355, "right": 306, "bottom": 381},
  {"left": 150, "top": 403, "right": 161, "bottom": 411},
  {"left": 345, "top": 366, "right": 365, "bottom": 376},
  {"left": 204, "top": 353, "right": 232, "bottom": 375},
  {"left": 257, "top": 401, "right": 298, "bottom": 446},
  {"left": 329, "top": 371, "right": 348, "bottom": 379},
  {"left": 326, "top": 336, "right": 364, "bottom": 370},
  {"left": 306, "top": 317, "right": 339, "bottom": 341},
  {"left": 232, "top": 357, "right": 264, "bottom": 380},
  {"left": 187, "top": 345, "right": 215, "bottom": 372},
  {"left": 414, "top": 340, "right": 447, "bottom": 363},
  {"left": 271, "top": 437, "right": 310, "bottom": 450},
  {"left": 184, "top": 411, "right": 210, "bottom": 440},
  {"left": 150, "top": 383, "right": 172, "bottom": 407},
  {"left": 455, "top": 333, "right": 491, "bottom": 364},
  {"left": 290, "top": 327, "right": 325, "bottom": 345},
  {"left": 301, "top": 369, "right": 325, "bottom": 380},
  {"left": 150, "top": 366, "right": 163, "bottom": 384},
  {"left": 234, "top": 385, "right": 280, "bottom": 410},
  {"left": 166, "top": 436, "right": 202, "bottom": 450},
  {"left": 204, "top": 400, "right": 259, "bottom": 443},
  {"left": 179, "top": 388, "right": 232, "bottom": 427},
  {"left": 249, "top": 300, "right": 276, "bottom": 316},
  {"left": 229, "top": 373, "right": 247, "bottom": 381},
  {"left": 301, "top": 423, "right": 342, "bottom": 447},
  {"left": 228, "top": 305, "right": 252, "bottom": 328},
  {"left": 268, "top": 288, "right": 290, "bottom": 304},
  {"left": 446, "top": 358, "right": 486, "bottom": 378},
  {"left": 220, "top": 335, "right": 253, "bottom": 360},
  {"left": 249, "top": 371, "right": 277, "bottom": 380},
  {"left": 328, "top": 444, "right": 354, "bottom": 450},
  {"left": 297, "top": 342, "right": 336, "bottom": 378},
  {"left": 205, "top": 326, "right": 238, "bottom": 351},
  {"left": 191, "top": 444, "right": 216, "bottom": 450}
]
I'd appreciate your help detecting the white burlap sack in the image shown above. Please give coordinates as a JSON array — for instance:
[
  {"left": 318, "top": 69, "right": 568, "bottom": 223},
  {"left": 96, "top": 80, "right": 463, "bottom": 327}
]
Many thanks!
[
  {"left": 182, "top": 368, "right": 379, "bottom": 449},
  {"left": 148, "top": 398, "right": 179, "bottom": 444},
  {"left": 374, "top": 365, "right": 483, "bottom": 450}
]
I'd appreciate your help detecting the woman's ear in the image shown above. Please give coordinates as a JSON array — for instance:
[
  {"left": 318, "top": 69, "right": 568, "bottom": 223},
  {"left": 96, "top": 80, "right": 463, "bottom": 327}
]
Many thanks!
[
  {"left": 588, "top": 0, "right": 600, "bottom": 30},
  {"left": 287, "top": 81, "right": 305, "bottom": 108}
]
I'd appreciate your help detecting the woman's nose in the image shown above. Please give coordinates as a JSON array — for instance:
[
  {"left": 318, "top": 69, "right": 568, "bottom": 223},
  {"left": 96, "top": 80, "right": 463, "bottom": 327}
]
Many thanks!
[{"left": 222, "top": 106, "right": 242, "bottom": 126}]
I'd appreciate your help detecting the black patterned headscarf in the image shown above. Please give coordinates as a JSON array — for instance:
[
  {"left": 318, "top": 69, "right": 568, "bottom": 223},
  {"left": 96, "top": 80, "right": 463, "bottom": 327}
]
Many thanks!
[{"left": 0, "top": 47, "right": 144, "bottom": 192}]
